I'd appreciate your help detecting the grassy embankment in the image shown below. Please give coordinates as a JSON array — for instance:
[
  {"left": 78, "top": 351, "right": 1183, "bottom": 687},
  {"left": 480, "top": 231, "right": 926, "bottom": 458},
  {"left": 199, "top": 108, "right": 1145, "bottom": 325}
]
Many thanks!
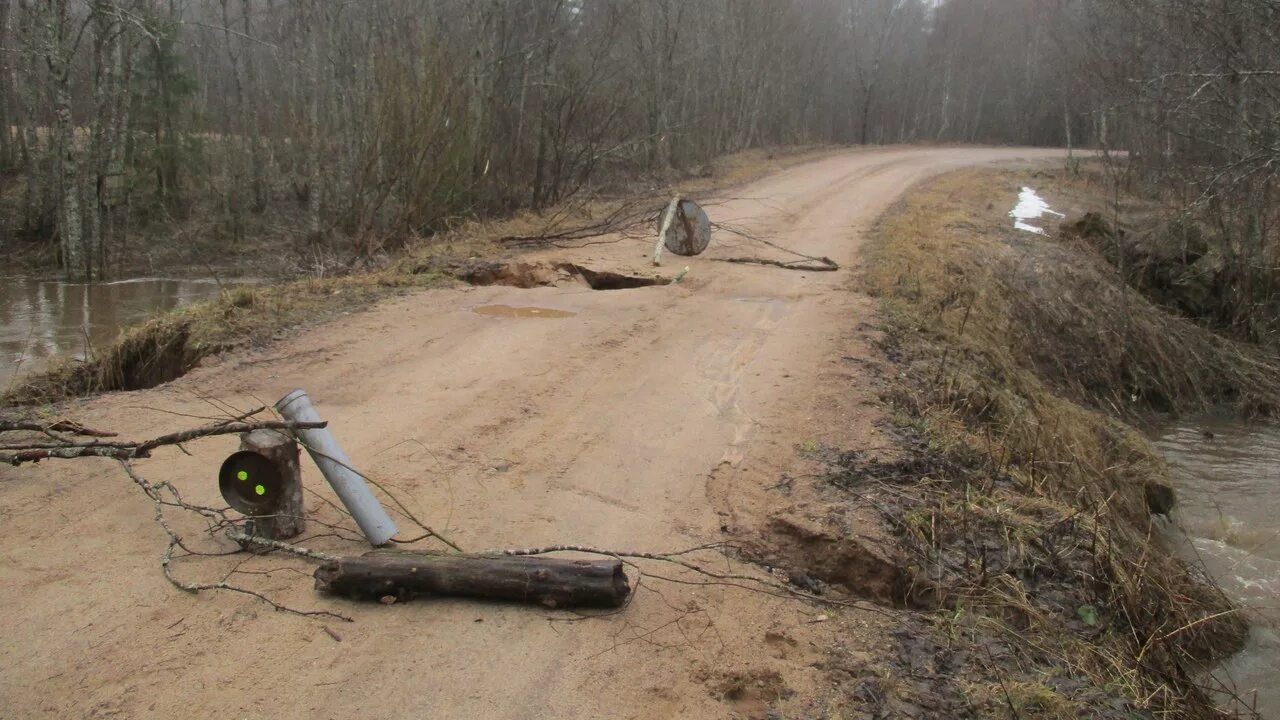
[
  {"left": 856, "top": 166, "right": 1280, "bottom": 717},
  {"left": 3, "top": 147, "right": 830, "bottom": 407}
]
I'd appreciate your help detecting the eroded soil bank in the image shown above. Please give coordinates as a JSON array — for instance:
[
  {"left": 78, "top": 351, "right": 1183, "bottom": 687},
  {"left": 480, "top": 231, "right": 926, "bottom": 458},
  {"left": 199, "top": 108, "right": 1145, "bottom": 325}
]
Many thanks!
[{"left": 853, "top": 165, "right": 1280, "bottom": 718}]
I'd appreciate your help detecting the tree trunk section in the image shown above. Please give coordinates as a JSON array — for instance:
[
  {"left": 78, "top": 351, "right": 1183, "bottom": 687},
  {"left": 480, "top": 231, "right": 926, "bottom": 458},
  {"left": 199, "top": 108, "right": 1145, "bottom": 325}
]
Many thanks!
[
  {"left": 240, "top": 429, "right": 305, "bottom": 540},
  {"left": 315, "top": 551, "right": 632, "bottom": 609}
]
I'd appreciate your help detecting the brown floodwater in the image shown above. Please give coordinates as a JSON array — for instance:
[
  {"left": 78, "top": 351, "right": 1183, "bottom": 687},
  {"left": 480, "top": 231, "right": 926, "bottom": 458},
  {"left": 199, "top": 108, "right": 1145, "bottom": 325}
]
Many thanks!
[
  {"left": 1, "top": 276, "right": 232, "bottom": 389},
  {"left": 1154, "top": 418, "right": 1280, "bottom": 717}
]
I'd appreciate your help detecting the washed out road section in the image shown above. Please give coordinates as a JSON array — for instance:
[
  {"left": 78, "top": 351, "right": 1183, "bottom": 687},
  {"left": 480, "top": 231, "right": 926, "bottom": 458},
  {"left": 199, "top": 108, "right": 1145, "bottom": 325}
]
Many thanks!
[{"left": 0, "top": 147, "right": 1065, "bottom": 719}]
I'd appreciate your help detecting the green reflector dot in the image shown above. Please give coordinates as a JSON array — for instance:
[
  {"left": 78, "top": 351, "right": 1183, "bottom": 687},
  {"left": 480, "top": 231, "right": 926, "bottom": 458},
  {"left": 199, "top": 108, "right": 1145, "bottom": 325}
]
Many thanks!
[
  {"left": 237, "top": 470, "right": 249, "bottom": 481},
  {"left": 254, "top": 484, "right": 266, "bottom": 496}
]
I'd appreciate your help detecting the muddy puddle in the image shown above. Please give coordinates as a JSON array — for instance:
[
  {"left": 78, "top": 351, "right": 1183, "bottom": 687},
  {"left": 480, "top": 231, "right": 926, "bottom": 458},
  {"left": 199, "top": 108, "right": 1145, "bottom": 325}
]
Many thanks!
[
  {"left": 1154, "top": 418, "right": 1280, "bottom": 716},
  {"left": 1, "top": 276, "right": 237, "bottom": 388},
  {"left": 473, "top": 304, "right": 576, "bottom": 319}
]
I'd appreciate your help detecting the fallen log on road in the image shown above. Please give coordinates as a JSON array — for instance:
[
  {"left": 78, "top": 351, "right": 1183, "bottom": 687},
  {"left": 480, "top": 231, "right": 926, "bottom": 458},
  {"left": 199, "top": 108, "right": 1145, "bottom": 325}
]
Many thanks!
[{"left": 314, "top": 551, "right": 632, "bottom": 609}]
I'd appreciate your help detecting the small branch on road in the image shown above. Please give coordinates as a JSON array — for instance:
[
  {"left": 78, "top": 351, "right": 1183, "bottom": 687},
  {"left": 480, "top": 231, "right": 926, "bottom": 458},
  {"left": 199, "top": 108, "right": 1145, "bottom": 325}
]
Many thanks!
[
  {"left": 714, "top": 256, "right": 839, "bottom": 271},
  {"left": 0, "top": 419, "right": 119, "bottom": 437},
  {"left": 709, "top": 221, "right": 841, "bottom": 272},
  {"left": 1, "top": 411, "right": 326, "bottom": 466}
]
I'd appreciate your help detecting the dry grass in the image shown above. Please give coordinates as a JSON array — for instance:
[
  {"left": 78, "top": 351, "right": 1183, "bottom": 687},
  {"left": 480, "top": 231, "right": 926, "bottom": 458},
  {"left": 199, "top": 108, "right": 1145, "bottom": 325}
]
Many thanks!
[{"left": 858, "top": 165, "right": 1273, "bottom": 717}]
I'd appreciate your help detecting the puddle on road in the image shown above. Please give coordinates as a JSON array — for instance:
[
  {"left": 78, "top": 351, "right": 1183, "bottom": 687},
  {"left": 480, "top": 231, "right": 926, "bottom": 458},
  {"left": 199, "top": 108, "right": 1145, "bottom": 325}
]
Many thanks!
[{"left": 473, "top": 304, "right": 576, "bottom": 319}]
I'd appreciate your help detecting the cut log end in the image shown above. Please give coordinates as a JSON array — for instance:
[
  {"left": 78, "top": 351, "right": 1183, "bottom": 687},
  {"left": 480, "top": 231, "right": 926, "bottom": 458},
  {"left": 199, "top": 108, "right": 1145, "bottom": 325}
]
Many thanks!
[{"left": 314, "top": 551, "right": 631, "bottom": 609}]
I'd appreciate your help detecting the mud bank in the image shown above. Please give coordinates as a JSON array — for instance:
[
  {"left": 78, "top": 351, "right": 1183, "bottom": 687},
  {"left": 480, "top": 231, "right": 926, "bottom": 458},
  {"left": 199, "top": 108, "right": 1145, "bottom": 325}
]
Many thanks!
[{"left": 852, "top": 166, "right": 1280, "bottom": 717}]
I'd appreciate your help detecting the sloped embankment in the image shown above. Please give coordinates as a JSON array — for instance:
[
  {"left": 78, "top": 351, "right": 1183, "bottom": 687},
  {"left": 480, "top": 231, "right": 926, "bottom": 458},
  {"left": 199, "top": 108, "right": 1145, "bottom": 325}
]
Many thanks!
[{"left": 849, "top": 167, "right": 1279, "bottom": 718}]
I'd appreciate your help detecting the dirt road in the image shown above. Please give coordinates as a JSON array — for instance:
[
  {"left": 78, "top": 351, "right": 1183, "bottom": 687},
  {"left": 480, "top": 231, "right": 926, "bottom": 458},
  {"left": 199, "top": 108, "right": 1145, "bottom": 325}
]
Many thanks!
[{"left": 0, "top": 147, "right": 1064, "bottom": 718}]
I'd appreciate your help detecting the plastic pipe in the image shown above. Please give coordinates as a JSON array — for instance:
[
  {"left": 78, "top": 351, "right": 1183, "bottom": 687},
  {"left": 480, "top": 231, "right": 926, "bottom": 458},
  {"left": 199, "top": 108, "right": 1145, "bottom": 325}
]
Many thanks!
[{"left": 275, "top": 389, "right": 399, "bottom": 546}]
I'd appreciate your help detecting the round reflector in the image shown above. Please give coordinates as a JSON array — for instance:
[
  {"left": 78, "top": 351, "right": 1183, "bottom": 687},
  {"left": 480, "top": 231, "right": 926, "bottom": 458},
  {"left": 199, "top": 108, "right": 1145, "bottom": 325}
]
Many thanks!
[{"left": 218, "top": 450, "right": 284, "bottom": 516}]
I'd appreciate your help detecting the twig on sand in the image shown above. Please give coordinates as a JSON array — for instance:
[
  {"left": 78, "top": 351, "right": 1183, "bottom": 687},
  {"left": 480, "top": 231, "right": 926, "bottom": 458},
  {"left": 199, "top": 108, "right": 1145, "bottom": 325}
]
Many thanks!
[
  {"left": 709, "top": 220, "right": 841, "bottom": 271},
  {"left": 0, "top": 419, "right": 119, "bottom": 437},
  {"left": 119, "top": 459, "right": 352, "bottom": 622}
]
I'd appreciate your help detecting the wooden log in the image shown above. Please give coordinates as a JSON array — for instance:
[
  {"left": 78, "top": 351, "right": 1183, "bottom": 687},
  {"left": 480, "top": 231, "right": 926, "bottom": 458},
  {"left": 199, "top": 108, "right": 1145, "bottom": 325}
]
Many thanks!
[
  {"left": 240, "top": 429, "right": 305, "bottom": 540},
  {"left": 314, "top": 551, "right": 631, "bottom": 609}
]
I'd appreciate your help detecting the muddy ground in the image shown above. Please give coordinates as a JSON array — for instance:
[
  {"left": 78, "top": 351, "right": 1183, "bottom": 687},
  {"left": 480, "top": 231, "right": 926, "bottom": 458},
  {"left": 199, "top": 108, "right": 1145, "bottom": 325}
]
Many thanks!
[{"left": 0, "top": 147, "right": 1068, "bottom": 719}]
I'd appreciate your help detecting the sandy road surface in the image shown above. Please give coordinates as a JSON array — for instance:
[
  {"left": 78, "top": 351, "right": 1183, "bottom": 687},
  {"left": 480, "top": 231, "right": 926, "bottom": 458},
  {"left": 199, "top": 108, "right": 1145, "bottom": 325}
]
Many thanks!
[{"left": 0, "top": 147, "right": 1064, "bottom": 719}]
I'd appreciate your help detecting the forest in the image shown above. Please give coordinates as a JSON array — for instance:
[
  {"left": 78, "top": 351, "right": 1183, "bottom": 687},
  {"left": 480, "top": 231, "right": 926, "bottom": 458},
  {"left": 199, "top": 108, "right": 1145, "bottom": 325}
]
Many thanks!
[{"left": 0, "top": 0, "right": 1277, "bottom": 341}]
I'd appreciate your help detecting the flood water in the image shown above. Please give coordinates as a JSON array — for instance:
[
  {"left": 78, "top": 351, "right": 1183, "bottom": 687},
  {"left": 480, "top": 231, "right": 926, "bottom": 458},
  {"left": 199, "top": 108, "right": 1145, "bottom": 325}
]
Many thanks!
[
  {"left": 1, "top": 276, "right": 230, "bottom": 389},
  {"left": 1154, "top": 419, "right": 1280, "bottom": 717}
]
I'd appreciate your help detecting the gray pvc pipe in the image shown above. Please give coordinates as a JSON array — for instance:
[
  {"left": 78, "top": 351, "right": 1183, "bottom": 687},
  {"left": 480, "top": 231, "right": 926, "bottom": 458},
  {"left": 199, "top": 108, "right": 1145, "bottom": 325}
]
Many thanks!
[{"left": 275, "top": 389, "right": 399, "bottom": 546}]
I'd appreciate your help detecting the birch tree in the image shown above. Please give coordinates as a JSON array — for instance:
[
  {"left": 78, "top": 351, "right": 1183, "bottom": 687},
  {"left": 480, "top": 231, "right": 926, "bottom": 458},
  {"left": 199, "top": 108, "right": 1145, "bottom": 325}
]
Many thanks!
[{"left": 40, "top": 0, "right": 88, "bottom": 280}]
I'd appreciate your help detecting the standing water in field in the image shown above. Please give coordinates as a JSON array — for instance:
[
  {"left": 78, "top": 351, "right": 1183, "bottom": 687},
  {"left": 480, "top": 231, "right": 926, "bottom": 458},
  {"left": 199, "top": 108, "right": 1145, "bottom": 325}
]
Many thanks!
[
  {"left": 1154, "top": 419, "right": 1280, "bottom": 716},
  {"left": 1009, "top": 187, "right": 1065, "bottom": 235},
  {"left": 0, "top": 277, "right": 233, "bottom": 389}
]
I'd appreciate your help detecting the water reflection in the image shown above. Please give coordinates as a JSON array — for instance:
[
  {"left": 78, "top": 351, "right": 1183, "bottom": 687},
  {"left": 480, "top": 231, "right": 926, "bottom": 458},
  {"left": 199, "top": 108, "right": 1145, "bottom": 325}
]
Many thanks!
[
  {"left": 1, "top": 276, "right": 231, "bottom": 388},
  {"left": 1155, "top": 419, "right": 1280, "bottom": 717}
]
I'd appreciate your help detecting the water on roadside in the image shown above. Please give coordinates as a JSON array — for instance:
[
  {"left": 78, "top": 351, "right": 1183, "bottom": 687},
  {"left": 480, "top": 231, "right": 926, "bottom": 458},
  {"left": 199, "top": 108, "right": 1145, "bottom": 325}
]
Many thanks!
[
  {"left": 0, "top": 276, "right": 231, "bottom": 389},
  {"left": 1154, "top": 418, "right": 1280, "bottom": 717}
]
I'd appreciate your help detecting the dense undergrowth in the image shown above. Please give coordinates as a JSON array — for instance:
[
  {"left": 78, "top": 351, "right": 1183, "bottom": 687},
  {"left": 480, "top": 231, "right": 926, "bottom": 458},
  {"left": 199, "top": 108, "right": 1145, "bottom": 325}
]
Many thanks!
[{"left": 857, "top": 166, "right": 1279, "bottom": 718}]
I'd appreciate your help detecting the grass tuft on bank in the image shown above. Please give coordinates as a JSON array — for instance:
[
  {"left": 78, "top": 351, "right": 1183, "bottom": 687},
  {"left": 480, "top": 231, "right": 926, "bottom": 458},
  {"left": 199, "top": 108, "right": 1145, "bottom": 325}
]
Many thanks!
[{"left": 858, "top": 166, "right": 1275, "bottom": 717}]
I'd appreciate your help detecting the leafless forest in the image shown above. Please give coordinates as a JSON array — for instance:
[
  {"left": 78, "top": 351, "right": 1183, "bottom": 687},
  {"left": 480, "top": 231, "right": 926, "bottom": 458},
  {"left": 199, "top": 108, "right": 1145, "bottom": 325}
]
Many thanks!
[{"left": 0, "top": 0, "right": 1277, "bottom": 339}]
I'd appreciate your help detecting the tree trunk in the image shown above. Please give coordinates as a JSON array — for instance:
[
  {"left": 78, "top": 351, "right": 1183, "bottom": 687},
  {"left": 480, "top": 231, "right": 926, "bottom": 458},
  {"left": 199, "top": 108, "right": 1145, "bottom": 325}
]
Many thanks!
[
  {"left": 154, "top": 54, "right": 172, "bottom": 202},
  {"left": 860, "top": 84, "right": 876, "bottom": 146},
  {"left": 238, "top": 429, "right": 305, "bottom": 540},
  {"left": 315, "top": 551, "right": 632, "bottom": 609},
  {"left": 239, "top": 0, "right": 264, "bottom": 212},
  {"left": 154, "top": 3, "right": 180, "bottom": 207},
  {"left": 102, "top": 21, "right": 132, "bottom": 273},
  {"left": 1064, "top": 98, "right": 1073, "bottom": 160},
  {"left": 305, "top": 0, "right": 322, "bottom": 239},
  {"left": 0, "top": 0, "right": 12, "bottom": 170},
  {"left": 220, "top": 0, "right": 246, "bottom": 242},
  {"left": 16, "top": 2, "right": 45, "bottom": 236},
  {"left": 87, "top": 3, "right": 119, "bottom": 280},
  {"left": 467, "top": 2, "right": 491, "bottom": 189},
  {"left": 45, "top": 0, "right": 86, "bottom": 280}
]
